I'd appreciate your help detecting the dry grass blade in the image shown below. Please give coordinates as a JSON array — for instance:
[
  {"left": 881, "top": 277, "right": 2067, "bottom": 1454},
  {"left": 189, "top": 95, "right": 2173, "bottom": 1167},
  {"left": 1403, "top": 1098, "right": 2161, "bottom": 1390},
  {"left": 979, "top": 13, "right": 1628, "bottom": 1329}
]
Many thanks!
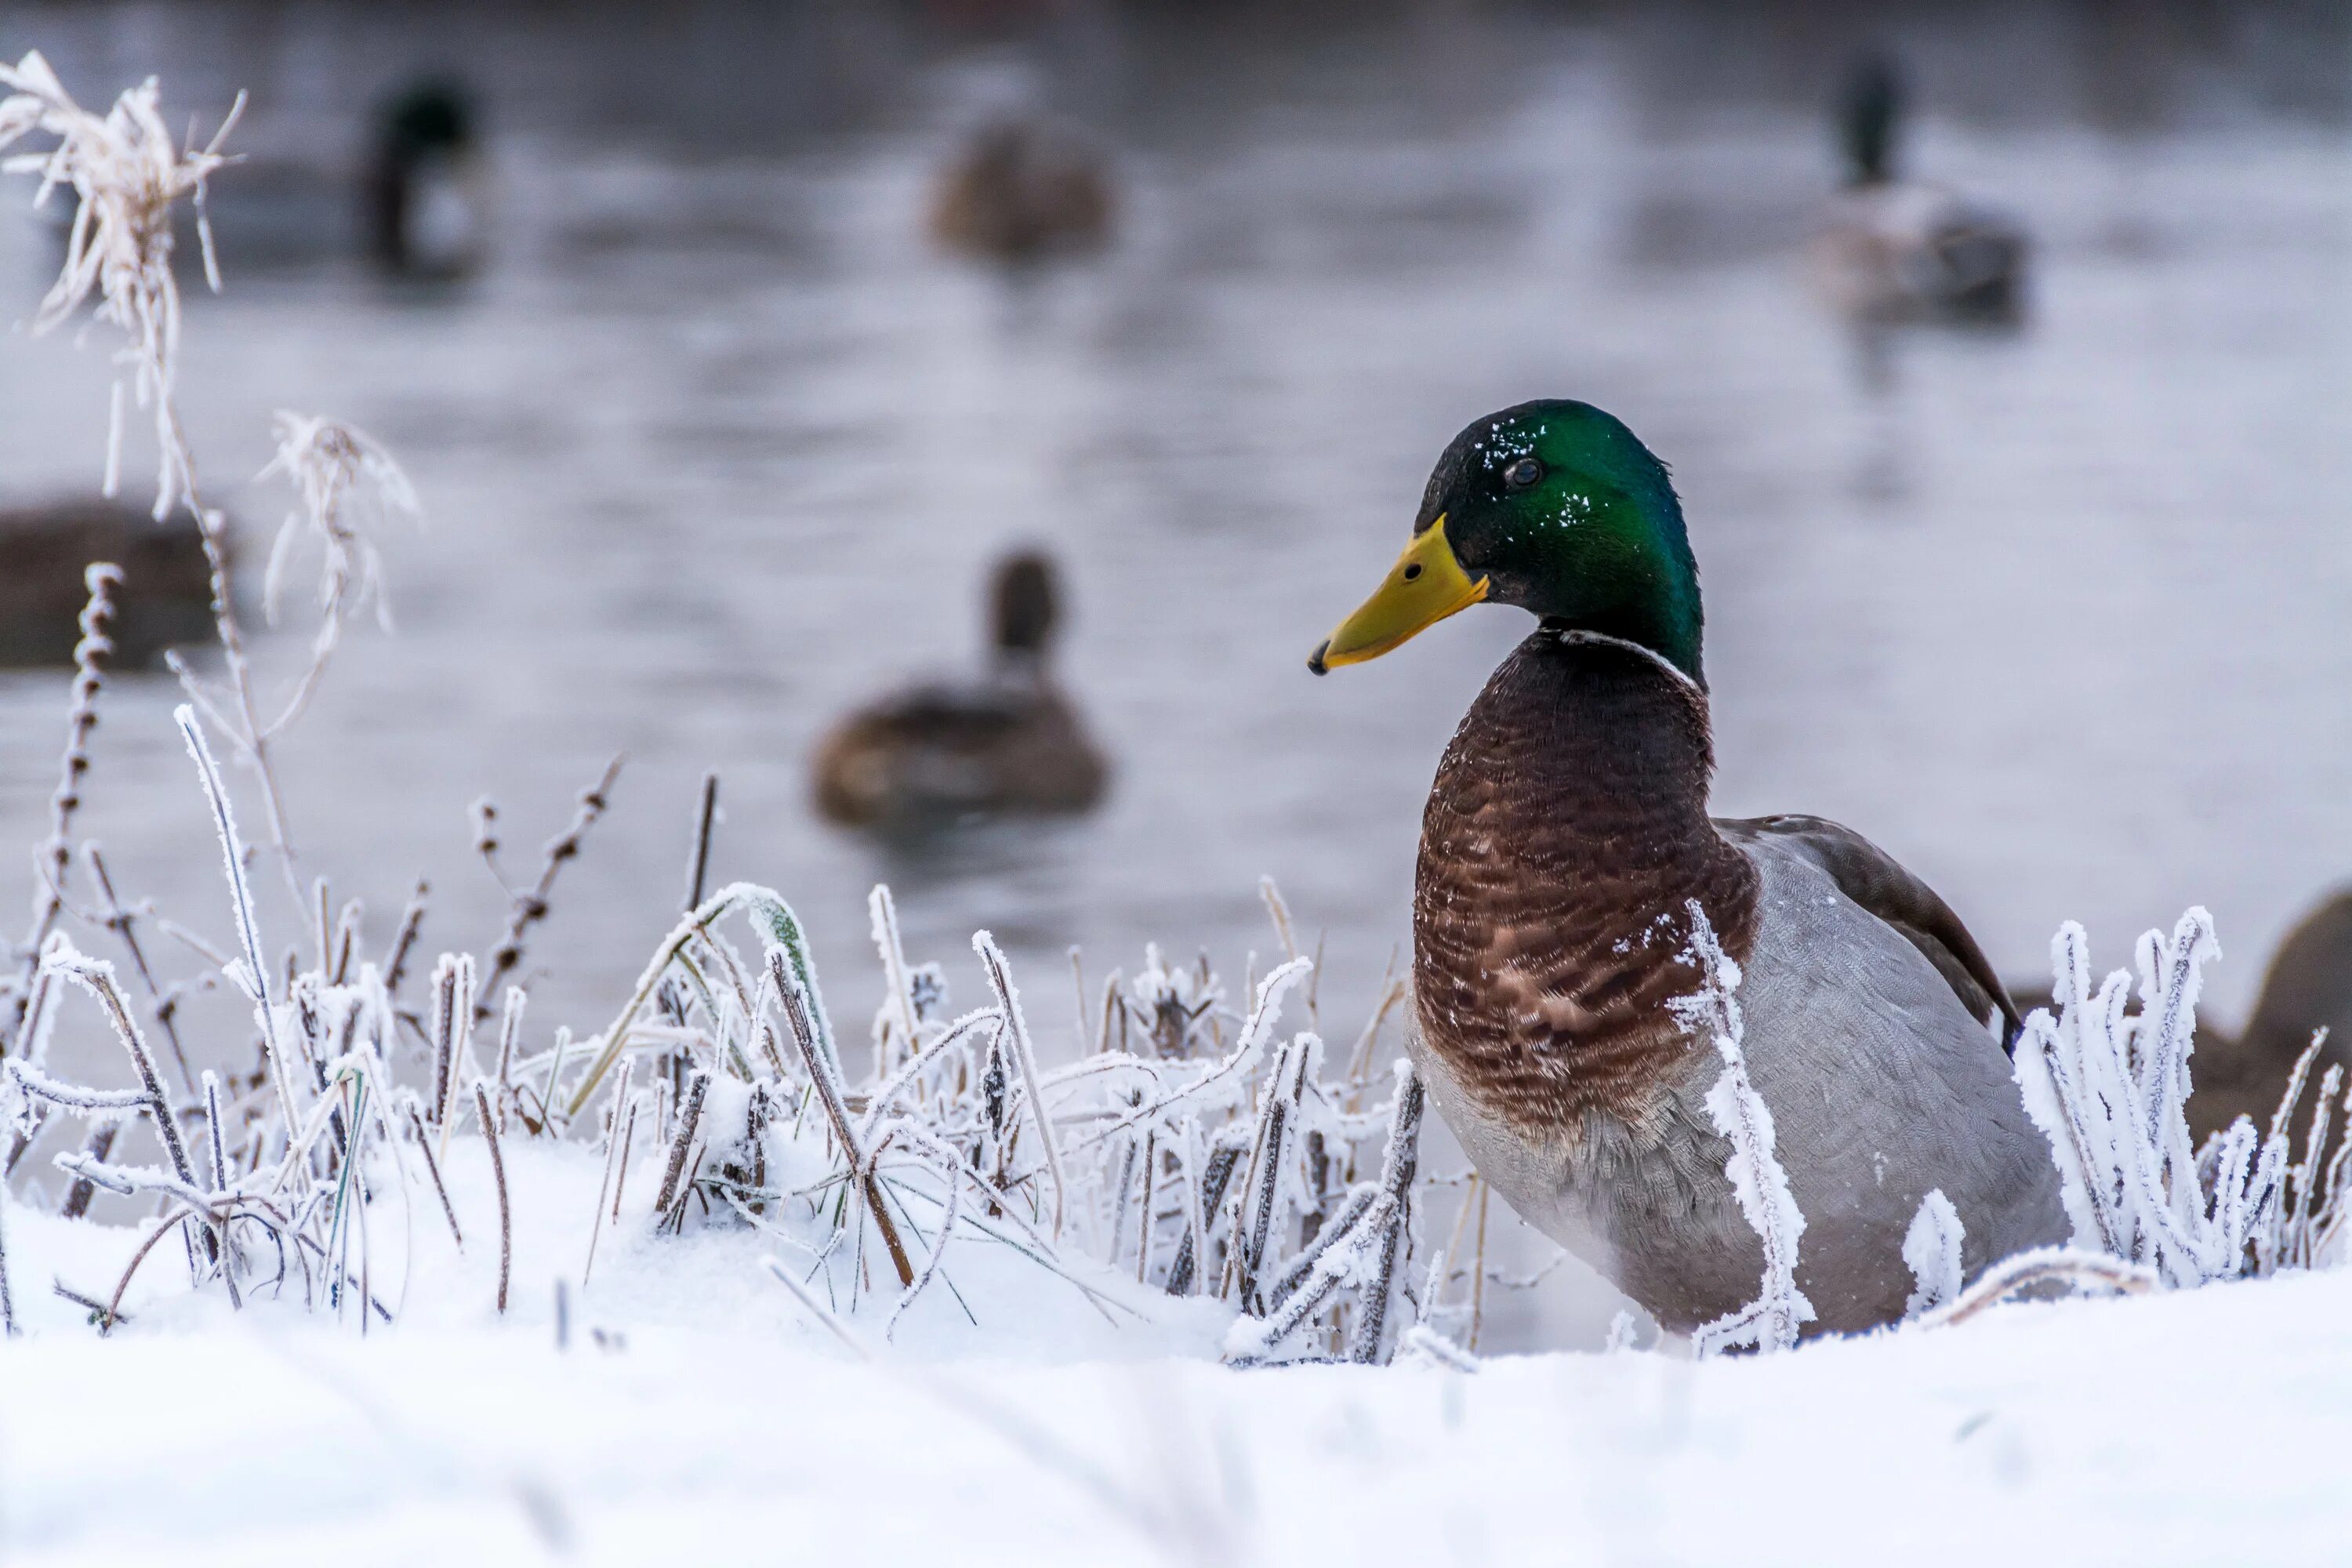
[{"left": 475, "top": 1083, "right": 510, "bottom": 1315}]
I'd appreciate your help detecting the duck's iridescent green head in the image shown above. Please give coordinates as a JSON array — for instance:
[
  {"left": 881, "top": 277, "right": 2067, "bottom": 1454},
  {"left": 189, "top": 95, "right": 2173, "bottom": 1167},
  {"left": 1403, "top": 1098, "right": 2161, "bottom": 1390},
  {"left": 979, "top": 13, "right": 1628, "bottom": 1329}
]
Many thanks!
[{"left": 1309, "top": 401, "right": 1704, "bottom": 684}]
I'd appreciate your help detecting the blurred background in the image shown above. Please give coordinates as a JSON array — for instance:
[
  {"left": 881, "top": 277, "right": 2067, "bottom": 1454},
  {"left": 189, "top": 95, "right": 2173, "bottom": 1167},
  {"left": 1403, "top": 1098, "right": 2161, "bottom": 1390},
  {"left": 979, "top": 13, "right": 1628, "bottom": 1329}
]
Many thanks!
[{"left": 0, "top": 0, "right": 2347, "bottom": 1336}]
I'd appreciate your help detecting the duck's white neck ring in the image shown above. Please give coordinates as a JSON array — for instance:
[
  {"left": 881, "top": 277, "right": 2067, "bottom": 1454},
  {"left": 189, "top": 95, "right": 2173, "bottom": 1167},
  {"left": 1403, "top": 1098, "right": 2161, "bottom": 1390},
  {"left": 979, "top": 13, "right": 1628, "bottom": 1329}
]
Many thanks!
[{"left": 1541, "top": 625, "right": 1705, "bottom": 697}]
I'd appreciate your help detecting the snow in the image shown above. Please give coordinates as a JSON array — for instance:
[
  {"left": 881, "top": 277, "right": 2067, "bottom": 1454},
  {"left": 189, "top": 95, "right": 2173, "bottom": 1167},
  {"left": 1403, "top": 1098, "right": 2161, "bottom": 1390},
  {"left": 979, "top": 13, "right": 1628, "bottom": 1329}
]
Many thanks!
[{"left": 5, "top": 1168, "right": 2350, "bottom": 1566}]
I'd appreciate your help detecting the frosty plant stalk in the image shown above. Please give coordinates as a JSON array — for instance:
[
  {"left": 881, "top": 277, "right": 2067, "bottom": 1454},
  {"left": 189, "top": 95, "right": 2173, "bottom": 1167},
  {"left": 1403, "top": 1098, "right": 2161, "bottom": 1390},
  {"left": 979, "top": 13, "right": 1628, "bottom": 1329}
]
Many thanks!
[{"left": 1673, "top": 899, "right": 1814, "bottom": 1356}]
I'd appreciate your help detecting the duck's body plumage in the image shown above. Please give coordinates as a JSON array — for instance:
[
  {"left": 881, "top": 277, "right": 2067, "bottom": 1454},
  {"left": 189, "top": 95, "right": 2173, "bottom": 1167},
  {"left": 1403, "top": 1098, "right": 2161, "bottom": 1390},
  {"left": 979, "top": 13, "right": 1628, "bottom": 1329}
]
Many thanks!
[
  {"left": 929, "top": 118, "right": 1113, "bottom": 266},
  {"left": 1817, "top": 180, "right": 2027, "bottom": 324},
  {"left": 813, "top": 668, "right": 1105, "bottom": 828},
  {"left": 1410, "top": 628, "right": 2063, "bottom": 1334}
]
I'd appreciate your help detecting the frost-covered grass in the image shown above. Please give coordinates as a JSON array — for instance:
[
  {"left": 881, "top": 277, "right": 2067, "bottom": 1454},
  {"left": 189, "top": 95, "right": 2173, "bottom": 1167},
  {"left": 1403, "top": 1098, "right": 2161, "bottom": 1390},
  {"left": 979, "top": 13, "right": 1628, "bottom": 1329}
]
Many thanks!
[{"left": 4, "top": 50, "right": 2352, "bottom": 1566}]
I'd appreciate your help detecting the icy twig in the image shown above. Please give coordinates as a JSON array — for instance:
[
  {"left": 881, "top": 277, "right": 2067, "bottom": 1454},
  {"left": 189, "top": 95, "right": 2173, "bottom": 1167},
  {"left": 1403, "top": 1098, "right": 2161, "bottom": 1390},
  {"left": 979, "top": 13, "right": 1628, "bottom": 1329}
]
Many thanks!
[
  {"left": 383, "top": 880, "right": 430, "bottom": 998},
  {"left": 772, "top": 951, "right": 915, "bottom": 1289},
  {"left": 428, "top": 952, "right": 474, "bottom": 1133},
  {"left": 37, "top": 940, "right": 199, "bottom": 1194},
  {"left": 1918, "top": 1246, "right": 2159, "bottom": 1329},
  {"left": 0, "top": 1174, "right": 15, "bottom": 1335},
  {"left": 1675, "top": 900, "right": 1813, "bottom": 1356},
  {"left": 870, "top": 884, "right": 922, "bottom": 1077},
  {"left": 175, "top": 706, "right": 296, "bottom": 1131},
  {"left": 4, "top": 1057, "right": 151, "bottom": 1114},
  {"left": 4, "top": 565, "right": 119, "bottom": 1058},
  {"left": 975, "top": 930, "right": 1069, "bottom": 1240},
  {"left": 652, "top": 1069, "right": 709, "bottom": 1224},
  {"left": 474, "top": 1083, "right": 510, "bottom": 1314},
  {"left": 405, "top": 1105, "right": 463, "bottom": 1247},
  {"left": 1903, "top": 1189, "right": 1965, "bottom": 1319},
  {"left": 1349, "top": 1061, "right": 1424, "bottom": 1364},
  {"left": 583, "top": 1059, "right": 635, "bottom": 1287},
  {"left": 477, "top": 756, "right": 623, "bottom": 1019},
  {"left": 83, "top": 845, "right": 193, "bottom": 1093}
]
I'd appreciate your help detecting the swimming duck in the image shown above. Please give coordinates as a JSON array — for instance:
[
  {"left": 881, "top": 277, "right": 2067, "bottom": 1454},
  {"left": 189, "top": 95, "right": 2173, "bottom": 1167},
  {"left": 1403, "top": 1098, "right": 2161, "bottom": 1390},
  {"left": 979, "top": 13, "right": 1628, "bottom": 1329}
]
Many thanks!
[
  {"left": 927, "top": 117, "right": 1114, "bottom": 266},
  {"left": 1308, "top": 401, "right": 2065, "bottom": 1338},
  {"left": 1813, "top": 54, "right": 2027, "bottom": 324},
  {"left": 0, "top": 499, "right": 218, "bottom": 668},
  {"left": 813, "top": 550, "right": 1109, "bottom": 829},
  {"left": 363, "top": 78, "right": 485, "bottom": 278}
]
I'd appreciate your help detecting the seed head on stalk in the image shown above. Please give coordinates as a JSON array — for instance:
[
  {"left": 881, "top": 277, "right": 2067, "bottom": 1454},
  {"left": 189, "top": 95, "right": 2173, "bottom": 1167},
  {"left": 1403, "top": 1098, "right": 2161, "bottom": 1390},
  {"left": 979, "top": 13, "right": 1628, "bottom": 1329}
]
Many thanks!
[{"left": 0, "top": 50, "right": 242, "bottom": 514}]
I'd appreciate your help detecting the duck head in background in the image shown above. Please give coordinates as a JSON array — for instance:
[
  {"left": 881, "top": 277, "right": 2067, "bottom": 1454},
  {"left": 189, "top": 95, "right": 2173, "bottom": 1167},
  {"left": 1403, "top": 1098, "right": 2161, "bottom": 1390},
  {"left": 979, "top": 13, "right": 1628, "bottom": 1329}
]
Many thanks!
[{"left": 366, "top": 78, "right": 485, "bottom": 279}]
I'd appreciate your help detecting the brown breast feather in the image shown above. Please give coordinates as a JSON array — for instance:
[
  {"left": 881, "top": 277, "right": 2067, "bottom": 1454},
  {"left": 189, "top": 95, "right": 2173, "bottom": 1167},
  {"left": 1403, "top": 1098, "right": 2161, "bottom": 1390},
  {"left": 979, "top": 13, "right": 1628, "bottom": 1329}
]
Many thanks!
[{"left": 1412, "top": 630, "right": 1759, "bottom": 1141}]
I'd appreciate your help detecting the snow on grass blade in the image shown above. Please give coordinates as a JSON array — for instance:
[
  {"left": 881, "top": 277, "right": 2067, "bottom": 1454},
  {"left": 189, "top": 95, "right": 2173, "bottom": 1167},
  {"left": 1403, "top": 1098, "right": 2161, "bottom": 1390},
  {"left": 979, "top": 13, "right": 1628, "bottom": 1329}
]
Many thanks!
[
  {"left": 1673, "top": 899, "right": 1813, "bottom": 1356},
  {"left": 2009, "top": 907, "right": 2336, "bottom": 1291},
  {"left": 1902, "top": 1189, "right": 1965, "bottom": 1319}
]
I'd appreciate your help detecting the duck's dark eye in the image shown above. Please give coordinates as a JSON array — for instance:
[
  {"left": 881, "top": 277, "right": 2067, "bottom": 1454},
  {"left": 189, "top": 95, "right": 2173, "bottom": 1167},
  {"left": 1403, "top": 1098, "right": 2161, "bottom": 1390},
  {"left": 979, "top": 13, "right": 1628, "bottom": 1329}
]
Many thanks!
[
  {"left": 1401, "top": 563, "right": 1424, "bottom": 581},
  {"left": 1504, "top": 456, "right": 1543, "bottom": 489}
]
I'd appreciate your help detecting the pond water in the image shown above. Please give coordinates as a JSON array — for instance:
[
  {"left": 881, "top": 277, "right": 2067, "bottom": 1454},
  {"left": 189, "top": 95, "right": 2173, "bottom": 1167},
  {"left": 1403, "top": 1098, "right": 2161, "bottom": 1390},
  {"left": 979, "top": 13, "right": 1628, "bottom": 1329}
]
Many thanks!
[{"left": 1, "top": 2, "right": 2347, "bottom": 1117}]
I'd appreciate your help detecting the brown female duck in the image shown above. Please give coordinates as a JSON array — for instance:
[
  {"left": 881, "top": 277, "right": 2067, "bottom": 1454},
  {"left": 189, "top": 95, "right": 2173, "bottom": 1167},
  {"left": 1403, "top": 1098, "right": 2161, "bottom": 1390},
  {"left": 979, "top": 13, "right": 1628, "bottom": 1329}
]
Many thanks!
[
  {"left": 928, "top": 118, "right": 1114, "bottom": 266},
  {"left": 813, "top": 550, "right": 1108, "bottom": 829},
  {"left": 1310, "top": 401, "right": 2064, "bottom": 1337}
]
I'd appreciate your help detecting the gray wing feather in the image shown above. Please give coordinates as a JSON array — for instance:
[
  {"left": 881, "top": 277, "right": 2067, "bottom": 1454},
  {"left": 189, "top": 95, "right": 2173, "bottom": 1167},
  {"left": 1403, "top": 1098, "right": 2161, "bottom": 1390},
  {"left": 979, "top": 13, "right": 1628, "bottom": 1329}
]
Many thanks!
[{"left": 1719, "top": 813, "right": 2020, "bottom": 1047}]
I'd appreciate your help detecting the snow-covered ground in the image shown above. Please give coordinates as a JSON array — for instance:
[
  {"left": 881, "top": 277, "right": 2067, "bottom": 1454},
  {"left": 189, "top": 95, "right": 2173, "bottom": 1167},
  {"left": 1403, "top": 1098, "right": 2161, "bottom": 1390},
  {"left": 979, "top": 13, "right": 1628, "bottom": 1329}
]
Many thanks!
[{"left": 5, "top": 1139, "right": 2346, "bottom": 1567}]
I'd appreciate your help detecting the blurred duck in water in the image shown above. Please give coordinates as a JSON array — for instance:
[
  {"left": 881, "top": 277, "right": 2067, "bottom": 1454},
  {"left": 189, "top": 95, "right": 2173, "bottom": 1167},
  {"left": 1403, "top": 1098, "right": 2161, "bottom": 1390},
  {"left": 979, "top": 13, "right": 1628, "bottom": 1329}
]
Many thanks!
[
  {"left": 928, "top": 118, "right": 1114, "bottom": 265},
  {"left": 2010, "top": 890, "right": 2352, "bottom": 1144},
  {"left": 363, "top": 78, "right": 485, "bottom": 278},
  {"left": 814, "top": 550, "right": 1109, "bottom": 829},
  {"left": 0, "top": 499, "right": 218, "bottom": 667},
  {"left": 1813, "top": 54, "right": 2027, "bottom": 324}
]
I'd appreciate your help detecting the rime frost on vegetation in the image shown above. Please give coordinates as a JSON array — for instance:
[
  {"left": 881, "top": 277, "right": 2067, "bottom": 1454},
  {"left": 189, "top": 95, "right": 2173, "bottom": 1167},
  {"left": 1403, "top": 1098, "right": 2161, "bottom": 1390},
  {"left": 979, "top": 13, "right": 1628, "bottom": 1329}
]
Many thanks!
[
  {"left": 1902, "top": 1189, "right": 1964, "bottom": 1318},
  {"left": 2009, "top": 908, "right": 2352, "bottom": 1289},
  {"left": 1672, "top": 899, "right": 1815, "bottom": 1356},
  {"left": 257, "top": 412, "right": 420, "bottom": 735}
]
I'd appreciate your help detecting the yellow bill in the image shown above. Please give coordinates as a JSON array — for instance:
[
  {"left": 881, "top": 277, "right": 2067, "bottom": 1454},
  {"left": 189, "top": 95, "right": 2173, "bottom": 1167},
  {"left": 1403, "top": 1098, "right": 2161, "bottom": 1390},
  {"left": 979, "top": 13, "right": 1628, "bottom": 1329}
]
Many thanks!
[{"left": 1308, "top": 515, "right": 1490, "bottom": 674}]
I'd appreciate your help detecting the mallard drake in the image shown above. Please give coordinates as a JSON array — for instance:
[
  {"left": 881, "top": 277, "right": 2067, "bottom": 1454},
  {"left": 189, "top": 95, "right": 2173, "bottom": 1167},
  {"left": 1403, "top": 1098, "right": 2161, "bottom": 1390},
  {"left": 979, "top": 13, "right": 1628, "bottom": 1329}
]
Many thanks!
[
  {"left": 0, "top": 499, "right": 218, "bottom": 668},
  {"left": 813, "top": 550, "right": 1109, "bottom": 829},
  {"left": 363, "top": 79, "right": 485, "bottom": 278},
  {"left": 2012, "top": 888, "right": 2352, "bottom": 1145},
  {"left": 1813, "top": 55, "right": 2027, "bottom": 324},
  {"left": 1309, "top": 401, "right": 2065, "bottom": 1337},
  {"left": 927, "top": 117, "right": 1114, "bottom": 266}
]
